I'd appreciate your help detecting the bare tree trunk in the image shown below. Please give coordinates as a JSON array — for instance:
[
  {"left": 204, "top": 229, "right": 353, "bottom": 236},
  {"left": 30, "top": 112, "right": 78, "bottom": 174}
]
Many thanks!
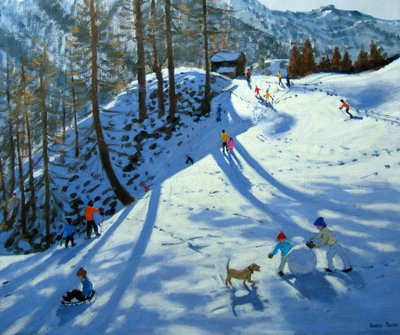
[
  {"left": 6, "top": 59, "right": 16, "bottom": 193},
  {"left": 62, "top": 97, "right": 66, "bottom": 143},
  {"left": 89, "top": 0, "right": 134, "bottom": 205},
  {"left": 38, "top": 54, "right": 51, "bottom": 247},
  {"left": 202, "top": 0, "right": 211, "bottom": 114},
  {"left": 134, "top": 0, "right": 147, "bottom": 122},
  {"left": 20, "top": 63, "right": 36, "bottom": 224},
  {"left": 0, "top": 157, "right": 8, "bottom": 227},
  {"left": 164, "top": 0, "right": 177, "bottom": 121},
  {"left": 71, "top": 76, "right": 80, "bottom": 158},
  {"left": 150, "top": 0, "right": 165, "bottom": 118},
  {"left": 15, "top": 118, "right": 27, "bottom": 237}
]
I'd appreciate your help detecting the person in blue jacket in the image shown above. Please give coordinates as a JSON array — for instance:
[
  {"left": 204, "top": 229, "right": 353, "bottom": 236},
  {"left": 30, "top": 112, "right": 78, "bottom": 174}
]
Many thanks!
[
  {"left": 268, "top": 231, "right": 293, "bottom": 276},
  {"left": 62, "top": 218, "right": 76, "bottom": 248},
  {"left": 62, "top": 267, "right": 95, "bottom": 303}
]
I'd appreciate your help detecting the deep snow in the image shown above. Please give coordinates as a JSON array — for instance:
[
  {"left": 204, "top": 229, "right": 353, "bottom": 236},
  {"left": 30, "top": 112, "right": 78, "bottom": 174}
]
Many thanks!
[{"left": 1, "top": 60, "right": 400, "bottom": 335}]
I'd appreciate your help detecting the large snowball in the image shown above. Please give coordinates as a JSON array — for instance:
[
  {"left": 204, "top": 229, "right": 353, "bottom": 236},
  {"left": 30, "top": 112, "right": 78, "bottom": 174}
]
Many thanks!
[{"left": 288, "top": 247, "right": 317, "bottom": 274}]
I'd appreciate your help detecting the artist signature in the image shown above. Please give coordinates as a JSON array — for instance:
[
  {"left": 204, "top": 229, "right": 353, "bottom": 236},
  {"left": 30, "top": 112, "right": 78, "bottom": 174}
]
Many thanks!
[{"left": 370, "top": 321, "right": 399, "bottom": 329}]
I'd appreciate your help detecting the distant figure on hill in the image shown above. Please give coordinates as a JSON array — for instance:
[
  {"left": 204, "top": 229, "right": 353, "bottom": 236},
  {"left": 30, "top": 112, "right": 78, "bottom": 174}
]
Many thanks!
[
  {"left": 85, "top": 200, "right": 103, "bottom": 239},
  {"left": 286, "top": 74, "right": 291, "bottom": 88},
  {"left": 245, "top": 68, "right": 251, "bottom": 83},
  {"left": 277, "top": 70, "right": 283, "bottom": 86},
  {"left": 185, "top": 154, "right": 194, "bottom": 165},
  {"left": 227, "top": 137, "right": 234, "bottom": 151},
  {"left": 216, "top": 104, "right": 222, "bottom": 122},
  {"left": 140, "top": 182, "right": 151, "bottom": 192},
  {"left": 339, "top": 99, "right": 353, "bottom": 118},
  {"left": 254, "top": 85, "right": 261, "bottom": 98},
  {"left": 221, "top": 130, "right": 230, "bottom": 154}
]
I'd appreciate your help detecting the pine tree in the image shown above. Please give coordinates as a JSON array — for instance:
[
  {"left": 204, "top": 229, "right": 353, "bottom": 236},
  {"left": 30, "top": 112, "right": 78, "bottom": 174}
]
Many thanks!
[
  {"left": 70, "top": 0, "right": 134, "bottom": 205},
  {"left": 331, "top": 47, "right": 342, "bottom": 71},
  {"left": 318, "top": 54, "right": 331, "bottom": 71},
  {"left": 341, "top": 50, "right": 353, "bottom": 72},
  {"left": 302, "top": 39, "right": 316, "bottom": 75}
]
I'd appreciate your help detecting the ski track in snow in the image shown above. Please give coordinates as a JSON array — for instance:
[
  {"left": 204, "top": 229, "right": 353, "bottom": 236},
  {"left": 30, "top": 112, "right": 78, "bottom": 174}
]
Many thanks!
[{"left": 1, "top": 62, "right": 400, "bottom": 334}]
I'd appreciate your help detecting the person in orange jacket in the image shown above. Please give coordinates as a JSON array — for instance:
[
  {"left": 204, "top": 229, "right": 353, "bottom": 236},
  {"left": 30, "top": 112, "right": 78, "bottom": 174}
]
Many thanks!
[
  {"left": 85, "top": 200, "right": 103, "bottom": 239},
  {"left": 221, "top": 130, "right": 230, "bottom": 154},
  {"left": 339, "top": 99, "right": 353, "bottom": 118}
]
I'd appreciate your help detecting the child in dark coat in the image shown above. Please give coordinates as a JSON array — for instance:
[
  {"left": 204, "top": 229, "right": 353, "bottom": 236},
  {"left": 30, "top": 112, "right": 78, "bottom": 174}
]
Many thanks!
[{"left": 62, "top": 267, "right": 95, "bottom": 303}]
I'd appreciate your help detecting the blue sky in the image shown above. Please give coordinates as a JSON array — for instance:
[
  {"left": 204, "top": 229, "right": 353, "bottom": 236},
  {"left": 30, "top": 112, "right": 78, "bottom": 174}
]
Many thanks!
[{"left": 259, "top": 0, "right": 400, "bottom": 20}]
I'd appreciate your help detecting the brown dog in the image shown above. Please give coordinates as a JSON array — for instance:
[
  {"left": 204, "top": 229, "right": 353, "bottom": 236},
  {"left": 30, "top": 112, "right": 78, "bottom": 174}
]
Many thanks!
[{"left": 225, "top": 259, "right": 261, "bottom": 288}]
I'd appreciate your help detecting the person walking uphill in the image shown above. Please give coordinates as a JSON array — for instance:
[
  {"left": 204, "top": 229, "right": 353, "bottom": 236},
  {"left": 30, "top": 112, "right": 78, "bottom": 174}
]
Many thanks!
[
  {"left": 221, "top": 130, "right": 230, "bottom": 154},
  {"left": 277, "top": 70, "right": 283, "bottom": 86},
  {"left": 56, "top": 218, "right": 76, "bottom": 248},
  {"left": 306, "top": 217, "right": 352, "bottom": 273},
  {"left": 85, "top": 200, "right": 103, "bottom": 239},
  {"left": 269, "top": 231, "right": 293, "bottom": 276},
  {"left": 339, "top": 99, "right": 353, "bottom": 119}
]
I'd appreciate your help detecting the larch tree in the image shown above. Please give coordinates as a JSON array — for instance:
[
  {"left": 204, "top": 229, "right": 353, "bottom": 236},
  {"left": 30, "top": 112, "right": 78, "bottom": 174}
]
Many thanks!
[
  {"left": 341, "top": 50, "right": 353, "bottom": 72},
  {"left": 302, "top": 39, "right": 316, "bottom": 76},
  {"left": 331, "top": 47, "right": 342, "bottom": 71},
  {"left": 164, "top": 0, "right": 177, "bottom": 121},
  {"left": 32, "top": 42, "right": 58, "bottom": 246},
  {"left": 369, "top": 40, "right": 385, "bottom": 69},
  {"left": 149, "top": 0, "right": 165, "bottom": 118},
  {"left": 354, "top": 46, "right": 369, "bottom": 72},
  {"left": 70, "top": 0, "right": 134, "bottom": 205},
  {"left": 287, "top": 44, "right": 302, "bottom": 77}
]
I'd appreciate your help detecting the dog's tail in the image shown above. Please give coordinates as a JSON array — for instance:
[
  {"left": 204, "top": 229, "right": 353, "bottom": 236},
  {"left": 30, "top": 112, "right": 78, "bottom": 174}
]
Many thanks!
[{"left": 226, "top": 258, "right": 231, "bottom": 272}]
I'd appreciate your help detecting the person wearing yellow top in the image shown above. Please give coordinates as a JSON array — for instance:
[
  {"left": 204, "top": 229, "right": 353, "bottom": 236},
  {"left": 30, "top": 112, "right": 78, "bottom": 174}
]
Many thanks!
[
  {"left": 263, "top": 90, "right": 273, "bottom": 105},
  {"left": 277, "top": 70, "right": 283, "bottom": 86},
  {"left": 221, "top": 130, "right": 230, "bottom": 153}
]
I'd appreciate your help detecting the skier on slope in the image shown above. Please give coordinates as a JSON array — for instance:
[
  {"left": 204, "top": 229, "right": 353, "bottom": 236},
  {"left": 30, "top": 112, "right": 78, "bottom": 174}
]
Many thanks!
[
  {"left": 268, "top": 231, "right": 293, "bottom": 276},
  {"left": 339, "top": 99, "right": 354, "bottom": 119},
  {"left": 62, "top": 267, "right": 95, "bottom": 304},
  {"left": 227, "top": 137, "right": 234, "bottom": 152},
  {"left": 263, "top": 89, "right": 274, "bottom": 105},
  {"left": 286, "top": 74, "right": 291, "bottom": 88},
  {"left": 221, "top": 130, "right": 230, "bottom": 154},
  {"left": 277, "top": 70, "right": 283, "bottom": 87},
  {"left": 85, "top": 200, "right": 103, "bottom": 239},
  {"left": 254, "top": 85, "right": 261, "bottom": 98},
  {"left": 306, "top": 217, "right": 353, "bottom": 273},
  {"left": 56, "top": 218, "right": 76, "bottom": 248},
  {"left": 245, "top": 68, "right": 251, "bottom": 83},
  {"left": 216, "top": 104, "right": 222, "bottom": 122}
]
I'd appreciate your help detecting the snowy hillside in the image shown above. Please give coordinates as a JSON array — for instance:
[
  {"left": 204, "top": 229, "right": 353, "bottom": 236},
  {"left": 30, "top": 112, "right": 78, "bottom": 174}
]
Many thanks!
[{"left": 1, "top": 59, "right": 400, "bottom": 334}]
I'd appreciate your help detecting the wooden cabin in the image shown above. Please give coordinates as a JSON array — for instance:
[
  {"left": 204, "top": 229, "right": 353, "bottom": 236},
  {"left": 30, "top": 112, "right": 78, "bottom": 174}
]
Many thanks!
[{"left": 210, "top": 51, "right": 246, "bottom": 78}]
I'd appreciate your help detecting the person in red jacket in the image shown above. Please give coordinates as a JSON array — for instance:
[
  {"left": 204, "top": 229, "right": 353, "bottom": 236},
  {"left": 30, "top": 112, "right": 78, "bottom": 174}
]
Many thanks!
[
  {"left": 339, "top": 99, "right": 353, "bottom": 118},
  {"left": 85, "top": 200, "right": 103, "bottom": 239},
  {"left": 254, "top": 85, "right": 261, "bottom": 97}
]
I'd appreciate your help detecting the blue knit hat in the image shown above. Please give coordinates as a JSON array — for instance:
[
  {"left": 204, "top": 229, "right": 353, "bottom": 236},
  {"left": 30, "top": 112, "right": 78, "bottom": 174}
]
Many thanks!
[{"left": 313, "top": 217, "right": 326, "bottom": 227}]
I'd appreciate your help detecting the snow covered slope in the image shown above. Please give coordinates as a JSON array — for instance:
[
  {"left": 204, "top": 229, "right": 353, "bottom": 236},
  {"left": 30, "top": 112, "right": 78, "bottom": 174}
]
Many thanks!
[{"left": 1, "top": 61, "right": 400, "bottom": 334}]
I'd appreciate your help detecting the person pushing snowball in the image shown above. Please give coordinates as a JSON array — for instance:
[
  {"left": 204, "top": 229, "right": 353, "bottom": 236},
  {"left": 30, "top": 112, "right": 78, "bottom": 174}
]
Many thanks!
[
  {"left": 268, "top": 231, "right": 293, "bottom": 276},
  {"left": 306, "top": 217, "right": 352, "bottom": 273}
]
